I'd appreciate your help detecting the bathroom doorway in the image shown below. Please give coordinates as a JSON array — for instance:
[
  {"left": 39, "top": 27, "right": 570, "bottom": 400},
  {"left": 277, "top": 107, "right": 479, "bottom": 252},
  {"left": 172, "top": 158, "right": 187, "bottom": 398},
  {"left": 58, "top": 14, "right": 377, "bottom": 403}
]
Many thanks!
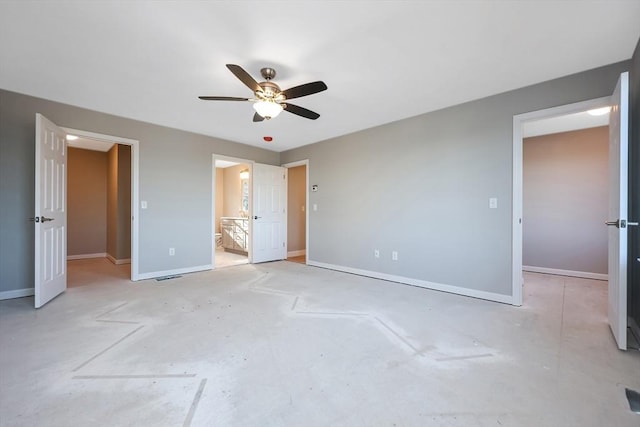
[{"left": 213, "top": 156, "right": 251, "bottom": 268}]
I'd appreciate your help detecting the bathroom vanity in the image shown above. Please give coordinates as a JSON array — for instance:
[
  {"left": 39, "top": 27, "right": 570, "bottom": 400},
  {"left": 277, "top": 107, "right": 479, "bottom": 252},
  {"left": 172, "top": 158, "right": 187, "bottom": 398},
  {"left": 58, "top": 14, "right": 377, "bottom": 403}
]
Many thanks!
[{"left": 220, "top": 217, "right": 249, "bottom": 254}]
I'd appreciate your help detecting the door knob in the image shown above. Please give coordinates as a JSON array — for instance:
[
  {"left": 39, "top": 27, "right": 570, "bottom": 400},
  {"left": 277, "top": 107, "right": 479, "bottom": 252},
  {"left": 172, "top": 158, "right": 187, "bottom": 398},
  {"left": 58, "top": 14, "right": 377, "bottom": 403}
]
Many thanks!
[
  {"left": 605, "top": 220, "right": 620, "bottom": 228},
  {"left": 40, "top": 216, "right": 54, "bottom": 222},
  {"left": 606, "top": 219, "right": 639, "bottom": 228},
  {"left": 254, "top": 216, "right": 261, "bottom": 220}
]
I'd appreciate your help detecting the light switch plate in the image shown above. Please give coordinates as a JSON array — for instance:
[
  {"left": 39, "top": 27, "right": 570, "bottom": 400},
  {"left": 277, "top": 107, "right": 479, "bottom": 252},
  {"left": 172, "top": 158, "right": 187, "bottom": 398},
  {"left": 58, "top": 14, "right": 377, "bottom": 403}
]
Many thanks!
[
  {"left": 141, "top": 201, "right": 148, "bottom": 209},
  {"left": 489, "top": 198, "right": 498, "bottom": 209}
]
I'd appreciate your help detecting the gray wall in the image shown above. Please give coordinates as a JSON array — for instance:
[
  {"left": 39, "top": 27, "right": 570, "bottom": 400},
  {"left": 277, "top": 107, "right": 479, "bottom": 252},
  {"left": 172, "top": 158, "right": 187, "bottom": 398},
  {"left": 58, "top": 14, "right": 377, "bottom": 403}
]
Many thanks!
[
  {"left": 287, "top": 165, "right": 306, "bottom": 253},
  {"left": 67, "top": 147, "right": 108, "bottom": 256},
  {"left": 523, "top": 127, "right": 608, "bottom": 274},
  {"left": 0, "top": 89, "right": 279, "bottom": 293},
  {"left": 281, "top": 62, "right": 630, "bottom": 298}
]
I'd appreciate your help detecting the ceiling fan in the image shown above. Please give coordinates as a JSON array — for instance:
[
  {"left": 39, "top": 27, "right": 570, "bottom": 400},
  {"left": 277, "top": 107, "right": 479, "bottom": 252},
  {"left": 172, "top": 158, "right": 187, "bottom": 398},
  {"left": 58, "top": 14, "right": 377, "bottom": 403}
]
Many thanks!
[{"left": 199, "top": 64, "right": 327, "bottom": 122}]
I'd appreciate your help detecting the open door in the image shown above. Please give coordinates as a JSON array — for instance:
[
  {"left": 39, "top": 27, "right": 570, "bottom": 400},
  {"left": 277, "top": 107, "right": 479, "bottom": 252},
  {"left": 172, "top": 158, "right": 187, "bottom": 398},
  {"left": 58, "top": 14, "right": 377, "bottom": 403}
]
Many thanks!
[
  {"left": 606, "top": 72, "right": 629, "bottom": 350},
  {"left": 34, "top": 114, "right": 67, "bottom": 308},
  {"left": 252, "top": 163, "right": 286, "bottom": 263}
]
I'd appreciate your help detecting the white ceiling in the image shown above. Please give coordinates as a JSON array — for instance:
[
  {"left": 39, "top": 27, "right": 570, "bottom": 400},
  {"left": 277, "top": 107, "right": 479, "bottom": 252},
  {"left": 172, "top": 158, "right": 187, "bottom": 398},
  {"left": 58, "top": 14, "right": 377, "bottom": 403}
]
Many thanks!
[
  {"left": 66, "top": 136, "right": 114, "bottom": 152},
  {"left": 1, "top": 1, "right": 638, "bottom": 153},
  {"left": 215, "top": 160, "right": 240, "bottom": 169},
  {"left": 523, "top": 110, "right": 610, "bottom": 138}
]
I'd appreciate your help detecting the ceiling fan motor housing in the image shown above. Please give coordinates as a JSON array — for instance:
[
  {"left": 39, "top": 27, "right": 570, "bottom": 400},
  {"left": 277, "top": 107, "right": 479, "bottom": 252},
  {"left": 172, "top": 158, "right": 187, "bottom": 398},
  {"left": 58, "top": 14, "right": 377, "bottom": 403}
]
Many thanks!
[
  {"left": 260, "top": 67, "right": 277, "bottom": 80},
  {"left": 257, "top": 81, "right": 284, "bottom": 102}
]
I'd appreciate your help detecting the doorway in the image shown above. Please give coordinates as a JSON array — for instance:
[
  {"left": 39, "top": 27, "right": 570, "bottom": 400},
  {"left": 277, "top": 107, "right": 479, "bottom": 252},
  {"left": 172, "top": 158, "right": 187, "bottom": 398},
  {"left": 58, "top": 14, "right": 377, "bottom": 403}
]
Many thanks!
[
  {"left": 513, "top": 75, "right": 630, "bottom": 350},
  {"left": 284, "top": 160, "right": 309, "bottom": 264},
  {"left": 66, "top": 138, "right": 133, "bottom": 287},
  {"left": 521, "top": 111, "right": 609, "bottom": 281},
  {"left": 62, "top": 127, "right": 140, "bottom": 281},
  {"left": 512, "top": 96, "right": 611, "bottom": 306},
  {"left": 213, "top": 156, "right": 252, "bottom": 268}
]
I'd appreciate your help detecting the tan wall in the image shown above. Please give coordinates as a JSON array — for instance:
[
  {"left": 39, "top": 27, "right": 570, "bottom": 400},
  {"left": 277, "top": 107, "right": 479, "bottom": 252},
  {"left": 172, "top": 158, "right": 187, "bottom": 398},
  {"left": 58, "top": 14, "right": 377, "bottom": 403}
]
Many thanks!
[
  {"left": 117, "top": 145, "right": 131, "bottom": 259},
  {"left": 223, "top": 164, "right": 249, "bottom": 217},
  {"left": 215, "top": 168, "right": 224, "bottom": 233},
  {"left": 287, "top": 165, "right": 306, "bottom": 253},
  {"left": 106, "top": 144, "right": 131, "bottom": 262},
  {"left": 523, "top": 126, "right": 608, "bottom": 274},
  {"left": 67, "top": 147, "right": 108, "bottom": 256},
  {"left": 107, "top": 145, "right": 118, "bottom": 259}
]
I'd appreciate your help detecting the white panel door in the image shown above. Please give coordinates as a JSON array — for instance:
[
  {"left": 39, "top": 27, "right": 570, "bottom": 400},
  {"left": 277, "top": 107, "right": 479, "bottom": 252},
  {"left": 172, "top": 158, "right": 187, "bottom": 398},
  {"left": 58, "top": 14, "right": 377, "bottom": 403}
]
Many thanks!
[
  {"left": 607, "top": 72, "right": 629, "bottom": 350},
  {"left": 252, "top": 164, "right": 286, "bottom": 263},
  {"left": 34, "top": 114, "right": 67, "bottom": 308}
]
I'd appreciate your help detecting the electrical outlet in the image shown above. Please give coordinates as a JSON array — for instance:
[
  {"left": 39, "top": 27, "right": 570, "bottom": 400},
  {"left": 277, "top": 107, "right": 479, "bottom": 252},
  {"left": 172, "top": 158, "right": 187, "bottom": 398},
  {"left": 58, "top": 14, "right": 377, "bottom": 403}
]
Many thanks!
[
  {"left": 392, "top": 251, "right": 398, "bottom": 261},
  {"left": 169, "top": 248, "right": 175, "bottom": 256},
  {"left": 374, "top": 249, "right": 380, "bottom": 258}
]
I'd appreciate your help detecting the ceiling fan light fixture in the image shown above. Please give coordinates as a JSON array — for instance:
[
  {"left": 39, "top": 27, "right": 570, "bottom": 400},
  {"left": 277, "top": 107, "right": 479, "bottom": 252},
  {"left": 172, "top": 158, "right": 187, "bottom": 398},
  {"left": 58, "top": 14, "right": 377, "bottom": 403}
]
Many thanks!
[{"left": 253, "top": 100, "right": 283, "bottom": 119}]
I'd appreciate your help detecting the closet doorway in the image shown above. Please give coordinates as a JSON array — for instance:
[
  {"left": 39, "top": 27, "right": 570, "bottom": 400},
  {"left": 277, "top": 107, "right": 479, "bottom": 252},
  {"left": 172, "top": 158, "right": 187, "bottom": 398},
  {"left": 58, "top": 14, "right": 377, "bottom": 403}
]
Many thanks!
[{"left": 284, "top": 160, "right": 309, "bottom": 265}]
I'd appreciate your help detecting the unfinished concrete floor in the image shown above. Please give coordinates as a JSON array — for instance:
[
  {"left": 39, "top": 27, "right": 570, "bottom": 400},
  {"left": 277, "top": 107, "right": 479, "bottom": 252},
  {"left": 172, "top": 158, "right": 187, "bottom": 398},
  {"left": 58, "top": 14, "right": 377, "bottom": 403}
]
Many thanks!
[{"left": 1, "top": 260, "right": 639, "bottom": 426}]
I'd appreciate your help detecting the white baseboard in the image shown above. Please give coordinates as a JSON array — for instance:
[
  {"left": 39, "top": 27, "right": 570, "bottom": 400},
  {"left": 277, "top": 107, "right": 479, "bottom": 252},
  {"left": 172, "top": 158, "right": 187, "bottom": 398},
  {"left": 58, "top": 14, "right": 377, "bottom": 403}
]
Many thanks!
[
  {"left": 67, "top": 253, "right": 106, "bottom": 260},
  {"left": 107, "top": 254, "right": 131, "bottom": 265},
  {"left": 287, "top": 250, "right": 306, "bottom": 257},
  {"left": 136, "top": 264, "right": 213, "bottom": 281},
  {"left": 307, "top": 260, "right": 515, "bottom": 305},
  {"left": 523, "top": 266, "right": 607, "bottom": 281},
  {"left": 0, "top": 288, "right": 35, "bottom": 300}
]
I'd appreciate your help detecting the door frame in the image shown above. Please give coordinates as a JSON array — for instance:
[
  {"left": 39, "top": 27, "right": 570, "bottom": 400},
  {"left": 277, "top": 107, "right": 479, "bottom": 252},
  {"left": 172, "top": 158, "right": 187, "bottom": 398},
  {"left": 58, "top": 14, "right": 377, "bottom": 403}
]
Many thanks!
[
  {"left": 282, "top": 159, "right": 309, "bottom": 264},
  {"left": 511, "top": 96, "right": 611, "bottom": 306},
  {"left": 212, "top": 154, "right": 254, "bottom": 267},
  {"left": 62, "top": 127, "right": 140, "bottom": 281}
]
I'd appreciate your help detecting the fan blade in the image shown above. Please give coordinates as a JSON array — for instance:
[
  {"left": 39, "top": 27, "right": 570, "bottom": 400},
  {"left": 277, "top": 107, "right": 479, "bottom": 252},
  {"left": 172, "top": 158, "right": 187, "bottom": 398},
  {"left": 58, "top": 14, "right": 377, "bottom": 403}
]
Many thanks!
[
  {"left": 281, "top": 81, "right": 327, "bottom": 100},
  {"left": 284, "top": 103, "right": 320, "bottom": 120},
  {"left": 198, "top": 96, "right": 249, "bottom": 101},
  {"left": 226, "top": 64, "right": 261, "bottom": 93},
  {"left": 253, "top": 112, "right": 265, "bottom": 122}
]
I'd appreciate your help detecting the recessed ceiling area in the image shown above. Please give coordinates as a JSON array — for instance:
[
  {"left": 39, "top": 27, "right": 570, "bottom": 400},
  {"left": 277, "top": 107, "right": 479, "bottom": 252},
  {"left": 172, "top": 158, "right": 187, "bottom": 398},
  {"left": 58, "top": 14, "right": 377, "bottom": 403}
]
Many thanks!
[
  {"left": 215, "top": 160, "right": 240, "bottom": 169},
  {"left": 523, "top": 110, "right": 610, "bottom": 138},
  {"left": 1, "top": 1, "right": 638, "bottom": 152},
  {"left": 66, "top": 136, "right": 114, "bottom": 152}
]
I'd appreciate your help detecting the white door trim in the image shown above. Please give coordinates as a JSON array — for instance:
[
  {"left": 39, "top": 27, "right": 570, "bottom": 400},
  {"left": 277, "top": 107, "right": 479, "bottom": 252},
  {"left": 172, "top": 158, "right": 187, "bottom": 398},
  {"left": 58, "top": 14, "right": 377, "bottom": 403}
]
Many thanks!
[
  {"left": 282, "top": 159, "right": 309, "bottom": 264},
  {"left": 212, "top": 154, "right": 254, "bottom": 266},
  {"left": 62, "top": 127, "right": 140, "bottom": 281},
  {"left": 511, "top": 96, "right": 611, "bottom": 306}
]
